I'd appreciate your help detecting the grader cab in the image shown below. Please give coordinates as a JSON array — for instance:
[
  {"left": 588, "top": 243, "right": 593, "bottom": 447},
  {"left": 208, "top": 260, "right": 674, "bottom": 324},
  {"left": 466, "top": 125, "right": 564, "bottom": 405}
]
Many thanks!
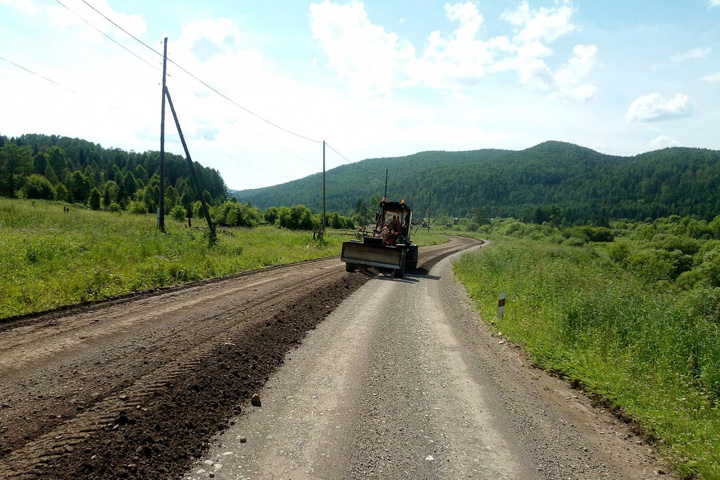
[{"left": 341, "top": 199, "right": 419, "bottom": 278}]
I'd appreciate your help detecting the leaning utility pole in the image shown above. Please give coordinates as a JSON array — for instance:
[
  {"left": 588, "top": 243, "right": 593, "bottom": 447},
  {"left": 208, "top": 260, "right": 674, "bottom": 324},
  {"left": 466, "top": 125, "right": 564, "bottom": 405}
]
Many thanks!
[
  {"left": 158, "top": 37, "right": 167, "bottom": 232},
  {"left": 164, "top": 86, "right": 217, "bottom": 245},
  {"left": 322, "top": 140, "right": 326, "bottom": 233}
]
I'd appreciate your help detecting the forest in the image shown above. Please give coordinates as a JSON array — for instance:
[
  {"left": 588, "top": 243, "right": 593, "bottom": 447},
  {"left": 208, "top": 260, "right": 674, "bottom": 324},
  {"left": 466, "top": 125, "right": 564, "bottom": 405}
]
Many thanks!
[
  {"left": 235, "top": 141, "right": 720, "bottom": 224},
  {"left": 0, "top": 134, "right": 227, "bottom": 217}
]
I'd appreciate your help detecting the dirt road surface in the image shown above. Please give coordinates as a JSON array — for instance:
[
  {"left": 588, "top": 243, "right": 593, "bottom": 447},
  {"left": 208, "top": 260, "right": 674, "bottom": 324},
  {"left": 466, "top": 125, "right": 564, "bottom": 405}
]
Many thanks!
[
  {"left": 0, "top": 237, "right": 675, "bottom": 479},
  {"left": 185, "top": 241, "right": 675, "bottom": 480},
  {"left": 0, "top": 237, "right": 472, "bottom": 479}
]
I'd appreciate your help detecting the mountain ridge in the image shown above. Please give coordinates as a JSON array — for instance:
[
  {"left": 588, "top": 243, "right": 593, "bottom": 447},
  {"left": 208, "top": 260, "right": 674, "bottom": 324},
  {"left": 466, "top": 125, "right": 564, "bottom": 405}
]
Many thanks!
[{"left": 234, "top": 141, "right": 720, "bottom": 223}]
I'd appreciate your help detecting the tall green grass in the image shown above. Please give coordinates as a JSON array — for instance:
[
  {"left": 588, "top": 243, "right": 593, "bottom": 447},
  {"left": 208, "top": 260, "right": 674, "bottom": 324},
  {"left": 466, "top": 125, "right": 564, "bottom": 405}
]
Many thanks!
[
  {"left": 0, "top": 199, "right": 340, "bottom": 319},
  {"left": 454, "top": 237, "right": 720, "bottom": 479},
  {"left": 0, "top": 199, "right": 450, "bottom": 320}
]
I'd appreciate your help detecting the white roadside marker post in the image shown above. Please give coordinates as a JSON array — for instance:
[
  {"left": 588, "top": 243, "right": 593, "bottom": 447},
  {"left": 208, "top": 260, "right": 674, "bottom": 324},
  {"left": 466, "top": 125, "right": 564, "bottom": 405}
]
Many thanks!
[{"left": 498, "top": 292, "right": 506, "bottom": 320}]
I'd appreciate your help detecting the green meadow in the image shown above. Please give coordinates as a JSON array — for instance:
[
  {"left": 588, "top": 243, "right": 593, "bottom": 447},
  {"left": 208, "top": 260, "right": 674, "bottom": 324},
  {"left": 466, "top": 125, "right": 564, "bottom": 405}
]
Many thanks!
[
  {"left": 0, "top": 198, "right": 448, "bottom": 320},
  {"left": 454, "top": 219, "right": 720, "bottom": 480}
]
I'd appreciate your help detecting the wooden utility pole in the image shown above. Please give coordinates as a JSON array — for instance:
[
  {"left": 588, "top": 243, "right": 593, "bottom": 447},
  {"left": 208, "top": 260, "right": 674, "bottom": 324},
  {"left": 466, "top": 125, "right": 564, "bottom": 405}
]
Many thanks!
[
  {"left": 164, "top": 86, "right": 217, "bottom": 245},
  {"left": 158, "top": 37, "right": 167, "bottom": 232},
  {"left": 384, "top": 168, "right": 388, "bottom": 199},
  {"left": 427, "top": 189, "right": 432, "bottom": 232},
  {"left": 322, "top": 140, "right": 326, "bottom": 233}
]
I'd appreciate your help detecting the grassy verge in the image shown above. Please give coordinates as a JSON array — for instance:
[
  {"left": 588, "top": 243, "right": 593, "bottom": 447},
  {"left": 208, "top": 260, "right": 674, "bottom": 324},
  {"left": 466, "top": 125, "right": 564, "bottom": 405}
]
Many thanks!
[
  {"left": 454, "top": 236, "right": 720, "bottom": 479},
  {"left": 0, "top": 199, "right": 341, "bottom": 319},
  {"left": 0, "top": 199, "right": 450, "bottom": 320}
]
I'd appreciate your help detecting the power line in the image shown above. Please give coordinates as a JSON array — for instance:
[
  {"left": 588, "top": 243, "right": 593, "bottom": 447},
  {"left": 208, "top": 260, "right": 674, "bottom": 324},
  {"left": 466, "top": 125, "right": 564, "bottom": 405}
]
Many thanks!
[
  {"left": 77, "top": 0, "right": 322, "bottom": 145},
  {"left": 54, "top": 0, "right": 159, "bottom": 72},
  {"left": 325, "top": 142, "right": 385, "bottom": 179},
  {"left": 79, "top": 0, "right": 160, "bottom": 58},
  {"left": 0, "top": 55, "right": 76, "bottom": 93}
]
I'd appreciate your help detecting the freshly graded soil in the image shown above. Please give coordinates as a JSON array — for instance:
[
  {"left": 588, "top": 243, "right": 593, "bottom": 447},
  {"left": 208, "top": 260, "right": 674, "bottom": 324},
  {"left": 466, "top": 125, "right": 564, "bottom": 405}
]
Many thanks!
[{"left": 0, "top": 238, "right": 477, "bottom": 479}]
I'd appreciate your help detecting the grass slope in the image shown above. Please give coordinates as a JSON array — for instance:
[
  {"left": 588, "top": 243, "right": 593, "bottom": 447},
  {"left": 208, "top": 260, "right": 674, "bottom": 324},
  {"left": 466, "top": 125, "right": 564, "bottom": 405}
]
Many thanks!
[
  {"left": 0, "top": 199, "right": 448, "bottom": 320},
  {"left": 454, "top": 237, "right": 720, "bottom": 479}
]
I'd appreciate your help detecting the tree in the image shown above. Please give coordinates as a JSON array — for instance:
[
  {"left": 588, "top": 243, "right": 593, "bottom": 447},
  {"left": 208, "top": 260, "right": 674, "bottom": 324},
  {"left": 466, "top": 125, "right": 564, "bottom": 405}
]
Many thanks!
[
  {"left": 0, "top": 144, "right": 33, "bottom": 197},
  {"left": 170, "top": 205, "right": 187, "bottom": 222},
  {"left": 262, "top": 206, "right": 278, "bottom": 224},
  {"left": 89, "top": 187, "right": 101, "bottom": 210},
  {"left": 102, "top": 180, "right": 119, "bottom": 209},
  {"left": 56, "top": 183, "right": 69, "bottom": 202},
  {"left": 120, "top": 171, "right": 137, "bottom": 205},
  {"left": 47, "top": 146, "right": 68, "bottom": 181},
  {"left": 165, "top": 185, "right": 180, "bottom": 213},
  {"left": 34, "top": 152, "right": 49, "bottom": 175},
  {"left": 69, "top": 171, "right": 92, "bottom": 204},
  {"left": 471, "top": 206, "right": 489, "bottom": 225},
  {"left": 22, "top": 174, "right": 55, "bottom": 200}
]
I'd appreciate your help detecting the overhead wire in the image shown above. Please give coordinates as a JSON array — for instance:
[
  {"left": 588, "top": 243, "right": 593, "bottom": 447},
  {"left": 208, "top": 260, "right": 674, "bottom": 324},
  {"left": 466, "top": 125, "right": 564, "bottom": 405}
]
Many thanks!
[
  {"left": 53, "top": 0, "right": 160, "bottom": 72},
  {"left": 43, "top": 0, "right": 378, "bottom": 188},
  {"left": 0, "top": 55, "right": 76, "bottom": 93},
  {"left": 325, "top": 142, "right": 385, "bottom": 180},
  {"left": 78, "top": 0, "right": 323, "bottom": 145}
]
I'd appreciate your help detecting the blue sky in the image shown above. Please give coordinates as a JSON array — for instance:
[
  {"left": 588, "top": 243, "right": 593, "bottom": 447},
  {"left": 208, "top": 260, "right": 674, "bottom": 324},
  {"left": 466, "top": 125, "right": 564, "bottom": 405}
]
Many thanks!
[{"left": 1, "top": 0, "right": 718, "bottom": 190}]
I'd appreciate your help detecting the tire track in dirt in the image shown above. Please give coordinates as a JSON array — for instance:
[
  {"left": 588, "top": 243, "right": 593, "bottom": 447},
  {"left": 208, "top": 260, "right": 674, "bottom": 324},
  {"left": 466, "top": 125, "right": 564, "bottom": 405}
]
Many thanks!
[{"left": 0, "top": 237, "right": 480, "bottom": 479}]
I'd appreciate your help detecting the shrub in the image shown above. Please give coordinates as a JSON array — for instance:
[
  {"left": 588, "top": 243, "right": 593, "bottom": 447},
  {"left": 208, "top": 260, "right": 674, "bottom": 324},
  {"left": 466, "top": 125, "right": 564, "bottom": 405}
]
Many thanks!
[
  {"left": 213, "top": 201, "right": 261, "bottom": 227},
  {"left": 128, "top": 201, "right": 148, "bottom": 214},
  {"left": 22, "top": 174, "right": 55, "bottom": 200},
  {"left": 608, "top": 241, "right": 630, "bottom": 264},
  {"left": 170, "top": 205, "right": 187, "bottom": 222}
]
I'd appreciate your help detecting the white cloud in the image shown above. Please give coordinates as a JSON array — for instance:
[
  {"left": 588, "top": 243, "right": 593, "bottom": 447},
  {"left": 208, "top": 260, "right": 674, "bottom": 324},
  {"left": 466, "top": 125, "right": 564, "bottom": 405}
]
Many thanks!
[
  {"left": 416, "top": 3, "right": 497, "bottom": 90},
  {"left": 701, "top": 72, "right": 720, "bottom": 83},
  {"left": 309, "top": 0, "right": 416, "bottom": 95},
  {"left": 500, "top": 0, "right": 576, "bottom": 43},
  {"left": 709, "top": 0, "right": 720, "bottom": 8},
  {"left": 671, "top": 46, "right": 711, "bottom": 61},
  {"left": 310, "top": 1, "right": 595, "bottom": 100},
  {"left": 552, "top": 44, "right": 598, "bottom": 100},
  {"left": 626, "top": 93, "right": 692, "bottom": 122},
  {"left": 44, "top": 0, "right": 147, "bottom": 39},
  {"left": 649, "top": 135, "right": 680, "bottom": 150}
]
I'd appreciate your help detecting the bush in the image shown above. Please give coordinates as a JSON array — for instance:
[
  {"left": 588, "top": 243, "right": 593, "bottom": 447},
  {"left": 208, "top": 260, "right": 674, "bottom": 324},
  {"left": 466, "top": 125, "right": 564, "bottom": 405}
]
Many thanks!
[
  {"left": 22, "top": 174, "right": 55, "bottom": 200},
  {"left": 608, "top": 241, "right": 630, "bottom": 264},
  {"left": 263, "top": 206, "right": 279, "bottom": 225},
  {"left": 276, "top": 205, "right": 320, "bottom": 230},
  {"left": 170, "top": 205, "right": 187, "bottom": 222},
  {"left": 213, "top": 201, "right": 261, "bottom": 227},
  {"left": 109, "top": 202, "right": 122, "bottom": 213},
  {"left": 627, "top": 248, "right": 692, "bottom": 282},
  {"left": 128, "top": 201, "right": 148, "bottom": 214}
]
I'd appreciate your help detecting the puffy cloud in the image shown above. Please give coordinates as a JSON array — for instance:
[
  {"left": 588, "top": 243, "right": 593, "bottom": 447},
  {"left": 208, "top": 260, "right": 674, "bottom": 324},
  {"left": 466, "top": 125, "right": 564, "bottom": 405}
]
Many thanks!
[
  {"left": 709, "top": 0, "right": 720, "bottom": 7},
  {"left": 417, "top": 2, "right": 498, "bottom": 90},
  {"left": 310, "top": 1, "right": 596, "bottom": 100},
  {"left": 626, "top": 93, "right": 692, "bottom": 122},
  {"left": 500, "top": 0, "right": 576, "bottom": 43},
  {"left": 309, "top": 0, "right": 416, "bottom": 95},
  {"left": 701, "top": 72, "right": 720, "bottom": 83},
  {"left": 552, "top": 44, "right": 598, "bottom": 100},
  {"left": 671, "top": 47, "right": 711, "bottom": 61}
]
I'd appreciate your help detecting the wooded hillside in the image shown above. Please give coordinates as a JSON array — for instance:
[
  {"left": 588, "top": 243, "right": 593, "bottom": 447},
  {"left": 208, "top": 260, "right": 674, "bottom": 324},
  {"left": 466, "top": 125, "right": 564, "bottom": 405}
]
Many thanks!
[
  {"left": 0, "top": 134, "right": 227, "bottom": 213},
  {"left": 235, "top": 141, "right": 720, "bottom": 224}
]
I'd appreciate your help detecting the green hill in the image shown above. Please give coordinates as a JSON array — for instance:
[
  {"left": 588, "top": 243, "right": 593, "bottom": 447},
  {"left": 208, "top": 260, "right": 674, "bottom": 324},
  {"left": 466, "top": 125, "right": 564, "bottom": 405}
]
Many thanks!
[
  {"left": 0, "top": 133, "right": 227, "bottom": 211},
  {"left": 235, "top": 141, "right": 720, "bottom": 223}
]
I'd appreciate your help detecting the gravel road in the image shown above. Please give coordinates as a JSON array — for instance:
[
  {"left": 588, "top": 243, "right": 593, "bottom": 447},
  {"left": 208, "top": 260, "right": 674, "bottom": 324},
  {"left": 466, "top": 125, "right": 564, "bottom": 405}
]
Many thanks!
[
  {"left": 185, "top": 242, "right": 675, "bottom": 480},
  {"left": 0, "top": 237, "right": 476, "bottom": 479}
]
